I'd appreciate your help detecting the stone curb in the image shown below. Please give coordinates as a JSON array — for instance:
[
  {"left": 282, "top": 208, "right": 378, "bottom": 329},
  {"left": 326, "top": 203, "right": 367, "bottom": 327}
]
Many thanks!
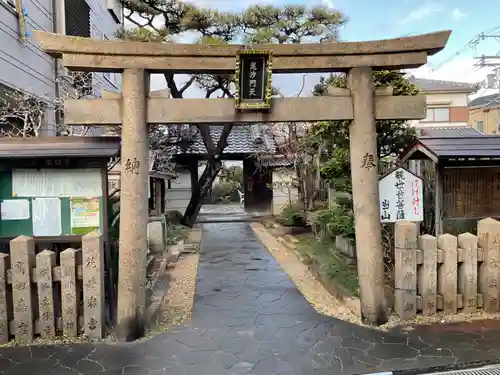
[
  {"left": 146, "top": 226, "right": 202, "bottom": 331},
  {"left": 146, "top": 253, "right": 169, "bottom": 325}
]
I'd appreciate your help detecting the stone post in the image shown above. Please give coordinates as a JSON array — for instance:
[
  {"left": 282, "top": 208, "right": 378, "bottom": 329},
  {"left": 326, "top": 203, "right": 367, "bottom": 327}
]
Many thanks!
[
  {"left": 458, "top": 233, "right": 478, "bottom": 313},
  {"left": 418, "top": 234, "right": 437, "bottom": 316},
  {"left": 437, "top": 234, "right": 458, "bottom": 313},
  {"left": 116, "top": 68, "right": 150, "bottom": 340},
  {"left": 82, "top": 231, "right": 105, "bottom": 338},
  {"left": 347, "top": 66, "right": 387, "bottom": 325},
  {"left": 478, "top": 218, "right": 500, "bottom": 312},
  {"left": 60, "top": 248, "right": 80, "bottom": 337},
  {"left": 10, "top": 236, "right": 35, "bottom": 343},
  {"left": 394, "top": 221, "right": 418, "bottom": 320},
  {"left": 0, "top": 253, "right": 9, "bottom": 343},
  {"left": 36, "top": 250, "right": 56, "bottom": 338}
]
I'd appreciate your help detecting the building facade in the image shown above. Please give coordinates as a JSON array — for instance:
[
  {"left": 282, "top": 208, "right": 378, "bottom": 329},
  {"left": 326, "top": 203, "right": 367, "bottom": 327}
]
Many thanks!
[
  {"left": 0, "top": 0, "right": 123, "bottom": 133},
  {"left": 408, "top": 77, "right": 478, "bottom": 132},
  {"left": 469, "top": 93, "right": 500, "bottom": 134}
]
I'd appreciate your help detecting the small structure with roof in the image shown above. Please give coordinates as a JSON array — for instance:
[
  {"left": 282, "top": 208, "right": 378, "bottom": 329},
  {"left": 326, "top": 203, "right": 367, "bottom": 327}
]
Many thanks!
[{"left": 398, "top": 135, "right": 500, "bottom": 235}]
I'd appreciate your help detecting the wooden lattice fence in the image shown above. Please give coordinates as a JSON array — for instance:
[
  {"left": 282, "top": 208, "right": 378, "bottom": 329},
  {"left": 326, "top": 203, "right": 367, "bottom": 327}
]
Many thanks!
[
  {"left": 0, "top": 231, "right": 105, "bottom": 343},
  {"left": 394, "top": 218, "right": 500, "bottom": 319}
]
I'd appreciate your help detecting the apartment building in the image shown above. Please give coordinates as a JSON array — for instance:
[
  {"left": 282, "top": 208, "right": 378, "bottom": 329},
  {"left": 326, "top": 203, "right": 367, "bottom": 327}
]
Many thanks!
[
  {"left": 407, "top": 77, "right": 480, "bottom": 136},
  {"left": 469, "top": 93, "right": 500, "bottom": 134},
  {"left": 0, "top": 0, "right": 123, "bottom": 133}
]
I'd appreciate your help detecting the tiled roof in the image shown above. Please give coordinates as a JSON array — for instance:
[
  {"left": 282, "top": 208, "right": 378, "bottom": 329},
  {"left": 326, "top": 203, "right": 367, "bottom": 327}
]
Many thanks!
[
  {"left": 417, "top": 125, "right": 483, "bottom": 137},
  {"left": 172, "top": 125, "right": 276, "bottom": 155},
  {"left": 469, "top": 93, "right": 500, "bottom": 109},
  {"left": 409, "top": 77, "right": 478, "bottom": 93},
  {"left": 419, "top": 136, "right": 500, "bottom": 158},
  {"left": 399, "top": 135, "right": 500, "bottom": 162}
]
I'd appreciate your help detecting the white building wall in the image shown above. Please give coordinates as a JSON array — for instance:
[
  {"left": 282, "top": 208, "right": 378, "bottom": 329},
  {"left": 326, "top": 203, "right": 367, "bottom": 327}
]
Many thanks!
[{"left": 272, "top": 170, "right": 298, "bottom": 216}]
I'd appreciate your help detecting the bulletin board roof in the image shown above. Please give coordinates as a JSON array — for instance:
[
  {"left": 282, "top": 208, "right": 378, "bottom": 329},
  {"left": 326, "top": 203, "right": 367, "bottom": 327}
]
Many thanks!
[{"left": 0, "top": 136, "right": 120, "bottom": 158}]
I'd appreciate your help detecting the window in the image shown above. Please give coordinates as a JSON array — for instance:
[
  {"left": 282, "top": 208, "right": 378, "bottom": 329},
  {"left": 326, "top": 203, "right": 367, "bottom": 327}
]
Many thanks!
[
  {"left": 421, "top": 107, "right": 450, "bottom": 123},
  {"left": 476, "top": 120, "right": 484, "bottom": 133}
]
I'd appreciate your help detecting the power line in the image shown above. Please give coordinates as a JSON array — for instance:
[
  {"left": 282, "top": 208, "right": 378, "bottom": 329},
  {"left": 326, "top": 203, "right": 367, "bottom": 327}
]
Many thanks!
[{"left": 431, "top": 24, "right": 500, "bottom": 72}]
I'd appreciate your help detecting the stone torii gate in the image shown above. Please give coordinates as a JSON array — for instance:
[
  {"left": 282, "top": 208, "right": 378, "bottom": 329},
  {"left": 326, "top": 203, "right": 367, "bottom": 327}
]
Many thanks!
[{"left": 35, "top": 30, "right": 450, "bottom": 339}]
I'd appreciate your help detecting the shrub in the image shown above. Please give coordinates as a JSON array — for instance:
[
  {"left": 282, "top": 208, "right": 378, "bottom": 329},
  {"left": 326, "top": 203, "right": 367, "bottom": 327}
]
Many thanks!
[
  {"left": 211, "top": 182, "right": 240, "bottom": 203},
  {"left": 311, "top": 203, "right": 355, "bottom": 240},
  {"left": 166, "top": 210, "right": 183, "bottom": 225},
  {"left": 277, "top": 203, "right": 307, "bottom": 227}
]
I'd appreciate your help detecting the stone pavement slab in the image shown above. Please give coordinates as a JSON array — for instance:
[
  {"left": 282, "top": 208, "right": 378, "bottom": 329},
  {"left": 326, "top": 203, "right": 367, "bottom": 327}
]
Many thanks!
[{"left": 1, "top": 223, "right": 500, "bottom": 375}]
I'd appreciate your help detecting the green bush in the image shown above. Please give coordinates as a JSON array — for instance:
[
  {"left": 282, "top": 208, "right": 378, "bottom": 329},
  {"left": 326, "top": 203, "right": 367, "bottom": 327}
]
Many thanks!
[
  {"left": 166, "top": 210, "right": 183, "bottom": 225},
  {"left": 312, "top": 203, "right": 355, "bottom": 240},
  {"left": 277, "top": 203, "right": 307, "bottom": 227},
  {"left": 108, "top": 195, "right": 120, "bottom": 243},
  {"left": 211, "top": 182, "right": 240, "bottom": 203}
]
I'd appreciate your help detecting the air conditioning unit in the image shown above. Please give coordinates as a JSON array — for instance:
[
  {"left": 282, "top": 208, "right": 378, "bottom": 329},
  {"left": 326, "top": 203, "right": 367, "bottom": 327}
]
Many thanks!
[{"left": 106, "top": 0, "right": 122, "bottom": 24}]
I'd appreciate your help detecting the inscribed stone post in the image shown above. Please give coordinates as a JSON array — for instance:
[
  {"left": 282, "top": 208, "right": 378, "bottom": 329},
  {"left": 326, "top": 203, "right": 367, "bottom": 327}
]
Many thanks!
[
  {"left": 61, "top": 248, "right": 81, "bottom": 337},
  {"left": 9, "top": 235, "right": 35, "bottom": 343},
  {"left": 437, "top": 234, "right": 458, "bottom": 313},
  {"left": 116, "top": 68, "right": 150, "bottom": 340},
  {"left": 36, "top": 250, "right": 56, "bottom": 338},
  {"left": 82, "top": 231, "right": 104, "bottom": 338},
  {"left": 394, "top": 221, "right": 418, "bottom": 319},
  {"left": 417, "top": 234, "right": 437, "bottom": 316},
  {"left": 347, "top": 66, "right": 387, "bottom": 325},
  {"left": 458, "top": 233, "right": 478, "bottom": 313},
  {"left": 0, "top": 253, "right": 9, "bottom": 343},
  {"left": 477, "top": 218, "right": 500, "bottom": 312}
]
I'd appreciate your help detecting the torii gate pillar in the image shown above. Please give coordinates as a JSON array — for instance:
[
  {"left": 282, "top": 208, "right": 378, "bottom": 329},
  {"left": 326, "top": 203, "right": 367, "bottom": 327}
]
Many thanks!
[
  {"left": 348, "top": 67, "right": 387, "bottom": 323},
  {"left": 116, "top": 68, "right": 150, "bottom": 340}
]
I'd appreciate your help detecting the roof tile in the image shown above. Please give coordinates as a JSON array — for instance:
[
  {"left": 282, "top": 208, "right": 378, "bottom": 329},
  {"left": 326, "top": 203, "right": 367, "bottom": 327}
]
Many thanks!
[
  {"left": 172, "top": 125, "right": 276, "bottom": 155},
  {"left": 417, "top": 125, "right": 483, "bottom": 137},
  {"left": 409, "top": 77, "right": 478, "bottom": 92}
]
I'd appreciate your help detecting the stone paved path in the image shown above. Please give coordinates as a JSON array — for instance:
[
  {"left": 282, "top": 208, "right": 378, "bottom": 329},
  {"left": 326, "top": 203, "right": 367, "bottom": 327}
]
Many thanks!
[{"left": 2, "top": 222, "right": 500, "bottom": 375}]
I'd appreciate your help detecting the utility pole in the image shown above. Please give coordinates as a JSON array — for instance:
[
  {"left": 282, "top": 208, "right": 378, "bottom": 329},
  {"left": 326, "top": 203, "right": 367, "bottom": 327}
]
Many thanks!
[{"left": 475, "top": 33, "right": 500, "bottom": 89}]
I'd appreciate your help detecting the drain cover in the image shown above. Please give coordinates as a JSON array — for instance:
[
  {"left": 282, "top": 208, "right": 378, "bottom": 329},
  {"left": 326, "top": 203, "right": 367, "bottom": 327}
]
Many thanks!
[{"left": 422, "top": 365, "right": 500, "bottom": 375}]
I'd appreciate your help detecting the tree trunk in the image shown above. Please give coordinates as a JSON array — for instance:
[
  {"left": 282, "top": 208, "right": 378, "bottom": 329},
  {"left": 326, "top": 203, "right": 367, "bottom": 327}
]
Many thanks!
[
  {"left": 181, "top": 124, "right": 233, "bottom": 226},
  {"left": 182, "top": 158, "right": 222, "bottom": 226}
]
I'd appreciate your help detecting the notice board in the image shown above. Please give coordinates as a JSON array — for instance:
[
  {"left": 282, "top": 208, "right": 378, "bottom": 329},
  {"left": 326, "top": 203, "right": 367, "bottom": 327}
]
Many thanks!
[{"left": 0, "top": 169, "right": 104, "bottom": 237}]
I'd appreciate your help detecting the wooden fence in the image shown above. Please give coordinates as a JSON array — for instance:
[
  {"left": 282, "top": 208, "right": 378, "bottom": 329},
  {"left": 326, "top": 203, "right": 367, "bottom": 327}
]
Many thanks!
[
  {"left": 0, "top": 231, "right": 104, "bottom": 343},
  {"left": 394, "top": 218, "right": 500, "bottom": 320}
]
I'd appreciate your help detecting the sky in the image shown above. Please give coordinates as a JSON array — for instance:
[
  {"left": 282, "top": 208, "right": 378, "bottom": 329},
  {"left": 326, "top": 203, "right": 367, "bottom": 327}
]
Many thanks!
[{"left": 146, "top": 0, "right": 500, "bottom": 98}]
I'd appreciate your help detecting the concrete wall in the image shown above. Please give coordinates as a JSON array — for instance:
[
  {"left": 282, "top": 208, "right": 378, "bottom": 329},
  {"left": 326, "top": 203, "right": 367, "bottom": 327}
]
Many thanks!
[
  {"left": 408, "top": 91, "right": 470, "bottom": 128},
  {"left": 166, "top": 172, "right": 191, "bottom": 214},
  {"left": 272, "top": 170, "right": 298, "bottom": 216},
  {"left": 165, "top": 161, "right": 244, "bottom": 214},
  {"left": 469, "top": 107, "right": 500, "bottom": 134}
]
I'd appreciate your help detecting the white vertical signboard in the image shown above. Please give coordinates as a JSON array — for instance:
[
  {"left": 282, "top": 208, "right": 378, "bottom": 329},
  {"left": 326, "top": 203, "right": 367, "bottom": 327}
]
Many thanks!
[{"left": 378, "top": 167, "right": 423, "bottom": 223}]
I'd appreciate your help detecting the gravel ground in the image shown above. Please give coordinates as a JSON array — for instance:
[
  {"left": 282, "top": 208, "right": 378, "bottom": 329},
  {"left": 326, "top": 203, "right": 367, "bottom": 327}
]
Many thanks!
[{"left": 153, "top": 252, "right": 200, "bottom": 329}]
